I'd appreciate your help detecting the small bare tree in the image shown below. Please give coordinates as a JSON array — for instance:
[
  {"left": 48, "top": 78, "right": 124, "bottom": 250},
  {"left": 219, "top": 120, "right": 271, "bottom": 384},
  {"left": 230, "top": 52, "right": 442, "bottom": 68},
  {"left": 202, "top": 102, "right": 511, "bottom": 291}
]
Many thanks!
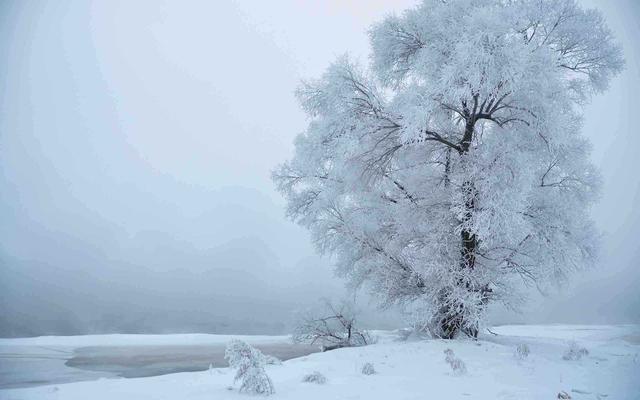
[{"left": 292, "top": 299, "right": 371, "bottom": 351}]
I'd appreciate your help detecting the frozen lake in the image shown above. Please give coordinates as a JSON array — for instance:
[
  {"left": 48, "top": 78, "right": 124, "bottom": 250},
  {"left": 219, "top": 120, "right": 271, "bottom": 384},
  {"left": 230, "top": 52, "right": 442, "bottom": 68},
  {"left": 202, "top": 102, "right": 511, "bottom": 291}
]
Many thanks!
[{"left": 0, "top": 334, "right": 318, "bottom": 389}]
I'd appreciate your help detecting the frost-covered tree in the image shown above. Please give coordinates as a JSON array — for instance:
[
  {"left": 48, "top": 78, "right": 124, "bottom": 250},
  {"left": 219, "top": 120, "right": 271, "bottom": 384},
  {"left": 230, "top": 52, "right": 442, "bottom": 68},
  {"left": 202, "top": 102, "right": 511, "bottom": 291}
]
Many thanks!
[
  {"left": 225, "top": 340, "right": 275, "bottom": 395},
  {"left": 273, "top": 0, "right": 623, "bottom": 339}
]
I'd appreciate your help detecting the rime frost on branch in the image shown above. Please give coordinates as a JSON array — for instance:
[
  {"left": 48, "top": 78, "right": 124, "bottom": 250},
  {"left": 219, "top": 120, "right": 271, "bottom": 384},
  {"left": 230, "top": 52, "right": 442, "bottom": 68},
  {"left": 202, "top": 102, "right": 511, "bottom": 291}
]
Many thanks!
[{"left": 274, "top": 0, "right": 623, "bottom": 339}]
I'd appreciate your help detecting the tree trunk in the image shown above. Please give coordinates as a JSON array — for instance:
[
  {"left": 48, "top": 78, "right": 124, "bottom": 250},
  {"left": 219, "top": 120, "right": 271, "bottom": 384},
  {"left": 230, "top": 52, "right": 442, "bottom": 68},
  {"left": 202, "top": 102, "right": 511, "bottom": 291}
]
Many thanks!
[{"left": 436, "top": 118, "right": 481, "bottom": 339}]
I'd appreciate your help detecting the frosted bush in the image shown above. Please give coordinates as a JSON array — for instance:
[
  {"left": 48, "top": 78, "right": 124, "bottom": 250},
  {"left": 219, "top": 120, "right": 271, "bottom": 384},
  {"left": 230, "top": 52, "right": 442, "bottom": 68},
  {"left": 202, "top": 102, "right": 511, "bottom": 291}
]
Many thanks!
[
  {"left": 515, "top": 343, "right": 530, "bottom": 360},
  {"left": 361, "top": 362, "right": 376, "bottom": 375},
  {"left": 301, "top": 371, "right": 327, "bottom": 384},
  {"left": 444, "top": 349, "right": 467, "bottom": 375},
  {"left": 293, "top": 298, "right": 372, "bottom": 351},
  {"left": 225, "top": 340, "right": 275, "bottom": 395},
  {"left": 562, "top": 341, "right": 589, "bottom": 361},
  {"left": 264, "top": 355, "right": 282, "bottom": 365}
]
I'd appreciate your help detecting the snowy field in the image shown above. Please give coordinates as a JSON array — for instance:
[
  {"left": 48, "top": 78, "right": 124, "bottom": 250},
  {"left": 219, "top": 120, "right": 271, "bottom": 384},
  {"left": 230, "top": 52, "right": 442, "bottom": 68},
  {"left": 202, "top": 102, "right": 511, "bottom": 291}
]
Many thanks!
[{"left": 1, "top": 325, "right": 638, "bottom": 400}]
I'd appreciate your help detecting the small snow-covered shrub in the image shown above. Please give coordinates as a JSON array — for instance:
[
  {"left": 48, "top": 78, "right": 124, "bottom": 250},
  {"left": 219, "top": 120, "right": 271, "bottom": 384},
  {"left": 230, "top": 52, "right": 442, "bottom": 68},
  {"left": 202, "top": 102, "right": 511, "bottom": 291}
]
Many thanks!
[
  {"left": 293, "top": 298, "right": 372, "bottom": 351},
  {"left": 301, "top": 371, "right": 327, "bottom": 384},
  {"left": 562, "top": 341, "right": 589, "bottom": 361},
  {"left": 444, "top": 349, "right": 467, "bottom": 375},
  {"left": 557, "top": 390, "right": 572, "bottom": 399},
  {"left": 225, "top": 340, "right": 275, "bottom": 395},
  {"left": 515, "top": 343, "right": 530, "bottom": 360},
  {"left": 361, "top": 362, "right": 376, "bottom": 375},
  {"left": 395, "top": 328, "right": 413, "bottom": 341},
  {"left": 264, "top": 355, "right": 282, "bottom": 365}
]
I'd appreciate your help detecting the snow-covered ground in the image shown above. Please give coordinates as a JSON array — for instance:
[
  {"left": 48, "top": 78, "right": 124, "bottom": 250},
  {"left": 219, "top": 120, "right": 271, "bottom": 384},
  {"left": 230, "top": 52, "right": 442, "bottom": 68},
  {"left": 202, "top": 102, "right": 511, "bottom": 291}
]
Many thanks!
[{"left": 1, "top": 325, "right": 638, "bottom": 400}]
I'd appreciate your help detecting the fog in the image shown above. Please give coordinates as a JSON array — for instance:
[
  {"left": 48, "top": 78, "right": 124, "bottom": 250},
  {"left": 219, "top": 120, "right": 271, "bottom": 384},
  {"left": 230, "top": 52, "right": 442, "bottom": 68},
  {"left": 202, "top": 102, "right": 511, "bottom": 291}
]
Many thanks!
[{"left": 0, "top": 0, "right": 638, "bottom": 337}]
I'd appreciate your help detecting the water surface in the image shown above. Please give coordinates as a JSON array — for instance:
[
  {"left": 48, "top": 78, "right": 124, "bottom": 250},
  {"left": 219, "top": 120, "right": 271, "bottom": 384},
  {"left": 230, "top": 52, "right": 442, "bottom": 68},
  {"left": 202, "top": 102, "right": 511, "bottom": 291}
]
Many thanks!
[{"left": 0, "top": 341, "right": 318, "bottom": 389}]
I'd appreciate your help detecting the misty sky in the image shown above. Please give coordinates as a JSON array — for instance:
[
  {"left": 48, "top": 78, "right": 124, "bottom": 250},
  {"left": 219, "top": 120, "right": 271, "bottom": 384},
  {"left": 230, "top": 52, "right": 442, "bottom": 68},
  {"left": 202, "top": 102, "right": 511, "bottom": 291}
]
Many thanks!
[{"left": 1, "top": 0, "right": 638, "bottom": 337}]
